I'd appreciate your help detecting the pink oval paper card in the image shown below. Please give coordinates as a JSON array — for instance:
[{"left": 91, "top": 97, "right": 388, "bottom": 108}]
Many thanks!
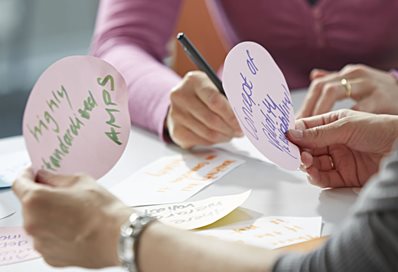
[
  {"left": 222, "top": 42, "right": 300, "bottom": 170},
  {"left": 23, "top": 56, "right": 130, "bottom": 179}
]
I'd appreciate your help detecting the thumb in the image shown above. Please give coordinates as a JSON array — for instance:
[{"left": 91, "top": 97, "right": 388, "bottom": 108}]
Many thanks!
[
  {"left": 287, "top": 120, "right": 349, "bottom": 149},
  {"left": 13, "top": 168, "right": 41, "bottom": 200},
  {"left": 36, "top": 170, "right": 80, "bottom": 188}
]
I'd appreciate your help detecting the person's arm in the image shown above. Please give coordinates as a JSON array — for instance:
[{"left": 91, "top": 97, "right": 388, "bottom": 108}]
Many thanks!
[
  {"left": 91, "top": 0, "right": 183, "bottom": 139},
  {"left": 273, "top": 147, "right": 398, "bottom": 271},
  {"left": 91, "top": 1, "right": 242, "bottom": 148},
  {"left": 12, "top": 169, "right": 281, "bottom": 271},
  {"left": 138, "top": 222, "right": 280, "bottom": 272}
]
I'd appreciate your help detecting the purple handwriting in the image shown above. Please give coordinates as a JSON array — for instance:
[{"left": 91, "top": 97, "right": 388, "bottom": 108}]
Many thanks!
[{"left": 235, "top": 49, "right": 297, "bottom": 159}]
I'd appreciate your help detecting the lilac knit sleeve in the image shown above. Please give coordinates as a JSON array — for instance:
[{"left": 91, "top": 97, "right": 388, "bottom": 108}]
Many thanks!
[{"left": 91, "top": 0, "right": 183, "bottom": 140}]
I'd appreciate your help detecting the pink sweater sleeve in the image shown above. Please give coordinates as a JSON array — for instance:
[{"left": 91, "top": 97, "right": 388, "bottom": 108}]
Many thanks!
[{"left": 91, "top": 0, "right": 183, "bottom": 140}]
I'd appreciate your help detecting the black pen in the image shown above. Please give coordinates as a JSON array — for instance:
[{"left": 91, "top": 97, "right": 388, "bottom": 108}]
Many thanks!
[{"left": 177, "top": 32, "right": 226, "bottom": 97}]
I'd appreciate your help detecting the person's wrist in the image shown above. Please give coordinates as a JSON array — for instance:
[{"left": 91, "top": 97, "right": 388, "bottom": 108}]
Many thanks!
[{"left": 163, "top": 108, "right": 175, "bottom": 144}]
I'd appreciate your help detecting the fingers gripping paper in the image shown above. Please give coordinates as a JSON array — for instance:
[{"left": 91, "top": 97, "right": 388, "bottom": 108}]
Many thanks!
[
  {"left": 23, "top": 56, "right": 130, "bottom": 179},
  {"left": 222, "top": 42, "right": 300, "bottom": 170}
]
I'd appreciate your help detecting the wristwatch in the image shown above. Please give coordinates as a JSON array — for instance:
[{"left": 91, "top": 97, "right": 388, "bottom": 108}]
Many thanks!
[{"left": 118, "top": 212, "right": 156, "bottom": 272}]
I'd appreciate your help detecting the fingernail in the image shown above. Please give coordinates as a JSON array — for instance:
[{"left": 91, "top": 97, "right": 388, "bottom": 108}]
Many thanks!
[
  {"left": 294, "top": 120, "right": 306, "bottom": 130},
  {"left": 231, "top": 121, "right": 243, "bottom": 136},
  {"left": 233, "top": 120, "right": 241, "bottom": 130},
  {"left": 234, "top": 127, "right": 244, "bottom": 137},
  {"left": 289, "top": 129, "right": 303, "bottom": 139}
]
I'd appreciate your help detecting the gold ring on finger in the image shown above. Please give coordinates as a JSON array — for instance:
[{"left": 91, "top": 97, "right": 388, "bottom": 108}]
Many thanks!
[{"left": 340, "top": 78, "right": 352, "bottom": 98}]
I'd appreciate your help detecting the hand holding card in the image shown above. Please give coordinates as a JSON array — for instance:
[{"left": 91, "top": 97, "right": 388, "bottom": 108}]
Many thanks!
[{"left": 23, "top": 56, "right": 130, "bottom": 179}]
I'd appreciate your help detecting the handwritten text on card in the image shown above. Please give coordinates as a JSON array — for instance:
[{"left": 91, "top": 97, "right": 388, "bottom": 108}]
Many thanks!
[
  {"left": 23, "top": 56, "right": 130, "bottom": 179},
  {"left": 111, "top": 151, "right": 245, "bottom": 206},
  {"left": 136, "top": 191, "right": 250, "bottom": 230},
  {"left": 223, "top": 42, "right": 300, "bottom": 170}
]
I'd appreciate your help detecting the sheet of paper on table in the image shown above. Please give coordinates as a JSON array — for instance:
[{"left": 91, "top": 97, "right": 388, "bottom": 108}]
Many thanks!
[
  {"left": 111, "top": 151, "right": 245, "bottom": 206},
  {"left": 0, "top": 151, "right": 30, "bottom": 189},
  {"left": 136, "top": 191, "right": 251, "bottom": 230},
  {"left": 0, "top": 227, "right": 41, "bottom": 266},
  {"left": 199, "top": 216, "right": 322, "bottom": 249}
]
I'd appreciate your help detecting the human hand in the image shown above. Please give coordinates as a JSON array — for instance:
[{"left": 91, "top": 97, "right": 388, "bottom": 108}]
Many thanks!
[
  {"left": 167, "top": 71, "right": 243, "bottom": 149},
  {"left": 297, "top": 65, "right": 398, "bottom": 118},
  {"left": 13, "top": 169, "right": 131, "bottom": 268},
  {"left": 287, "top": 110, "right": 398, "bottom": 188}
]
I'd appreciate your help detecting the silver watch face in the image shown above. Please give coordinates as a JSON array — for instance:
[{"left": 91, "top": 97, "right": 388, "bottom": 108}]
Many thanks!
[
  {"left": 118, "top": 214, "right": 155, "bottom": 272},
  {"left": 129, "top": 213, "right": 140, "bottom": 225},
  {"left": 121, "top": 225, "right": 133, "bottom": 238},
  {"left": 118, "top": 225, "right": 135, "bottom": 269},
  {"left": 119, "top": 233, "right": 134, "bottom": 261}
]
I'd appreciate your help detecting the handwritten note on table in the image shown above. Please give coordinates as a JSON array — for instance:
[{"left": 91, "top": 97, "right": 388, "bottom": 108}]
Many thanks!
[
  {"left": 0, "top": 151, "right": 30, "bottom": 189},
  {"left": 23, "top": 56, "right": 131, "bottom": 179},
  {"left": 222, "top": 42, "right": 300, "bottom": 170},
  {"left": 199, "top": 216, "right": 322, "bottom": 249},
  {"left": 136, "top": 191, "right": 251, "bottom": 230},
  {"left": 0, "top": 227, "right": 40, "bottom": 266},
  {"left": 111, "top": 151, "right": 245, "bottom": 206}
]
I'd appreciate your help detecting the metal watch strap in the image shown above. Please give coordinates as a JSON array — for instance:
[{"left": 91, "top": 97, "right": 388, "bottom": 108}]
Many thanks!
[{"left": 118, "top": 213, "right": 156, "bottom": 272}]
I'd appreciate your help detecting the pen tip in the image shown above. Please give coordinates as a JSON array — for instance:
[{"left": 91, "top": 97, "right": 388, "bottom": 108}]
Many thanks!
[{"left": 177, "top": 32, "right": 184, "bottom": 40}]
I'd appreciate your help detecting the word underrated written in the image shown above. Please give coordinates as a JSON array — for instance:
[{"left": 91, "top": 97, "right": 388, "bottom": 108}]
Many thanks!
[
  {"left": 26, "top": 75, "right": 122, "bottom": 171},
  {"left": 236, "top": 49, "right": 297, "bottom": 159}
]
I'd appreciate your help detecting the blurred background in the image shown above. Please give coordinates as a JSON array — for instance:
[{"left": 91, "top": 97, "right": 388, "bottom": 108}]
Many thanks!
[
  {"left": 0, "top": 0, "right": 98, "bottom": 138},
  {"left": 0, "top": 0, "right": 226, "bottom": 139}
]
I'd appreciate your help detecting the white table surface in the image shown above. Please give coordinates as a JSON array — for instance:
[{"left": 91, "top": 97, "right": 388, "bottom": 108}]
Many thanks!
[{"left": 0, "top": 90, "right": 358, "bottom": 272}]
